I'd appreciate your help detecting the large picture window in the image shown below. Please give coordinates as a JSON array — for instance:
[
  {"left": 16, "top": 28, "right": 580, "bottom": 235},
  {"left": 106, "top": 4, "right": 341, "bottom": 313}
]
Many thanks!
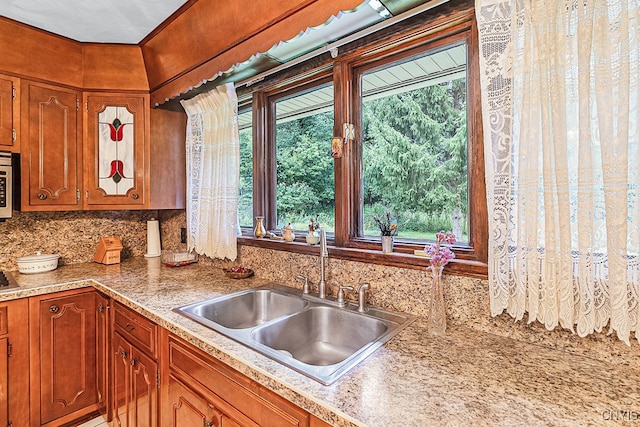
[
  {"left": 240, "top": 13, "right": 486, "bottom": 276},
  {"left": 359, "top": 42, "right": 468, "bottom": 243}
]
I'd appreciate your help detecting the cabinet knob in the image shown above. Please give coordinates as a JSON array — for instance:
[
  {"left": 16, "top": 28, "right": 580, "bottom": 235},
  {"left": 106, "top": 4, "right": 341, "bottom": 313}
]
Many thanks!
[
  {"left": 130, "top": 358, "right": 137, "bottom": 366},
  {"left": 204, "top": 421, "right": 214, "bottom": 427},
  {"left": 120, "top": 351, "right": 127, "bottom": 359},
  {"left": 49, "top": 305, "right": 59, "bottom": 313},
  {"left": 131, "top": 193, "right": 139, "bottom": 200},
  {"left": 38, "top": 193, "right": 47, "bottom": 200}
]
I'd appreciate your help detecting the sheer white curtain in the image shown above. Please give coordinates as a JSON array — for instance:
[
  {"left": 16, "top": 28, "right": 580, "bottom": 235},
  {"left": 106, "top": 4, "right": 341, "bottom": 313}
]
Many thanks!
[
  {"left": 181, "top": 83, "right": 240, "bottom": 260},
  {"left": 476, "top": 0, "right": 640, "bottom": 344}
]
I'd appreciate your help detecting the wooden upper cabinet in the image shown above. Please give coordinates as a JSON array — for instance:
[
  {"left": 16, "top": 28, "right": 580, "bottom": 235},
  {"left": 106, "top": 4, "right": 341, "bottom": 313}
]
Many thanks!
[
  {"left": 84, "top": 93, "right": 148, "bottom": 208},
  {"left": 0, "top": 74, "right": 18, "bottom": 150},
  {"left": 20, "top": 80, "right": 81, "bottom": 210}
]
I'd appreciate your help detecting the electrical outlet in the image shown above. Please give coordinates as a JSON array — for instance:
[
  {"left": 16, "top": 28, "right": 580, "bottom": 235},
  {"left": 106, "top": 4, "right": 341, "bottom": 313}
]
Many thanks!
[{"left": 180, "top": 227, "right": 187, "bottom": 244}]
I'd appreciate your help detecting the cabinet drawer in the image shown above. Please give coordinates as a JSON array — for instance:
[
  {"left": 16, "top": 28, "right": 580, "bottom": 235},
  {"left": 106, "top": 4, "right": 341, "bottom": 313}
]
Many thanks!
[
  {"left": 114, "top": 302, "right": 157, "bottom": 357},
  {"left": 168, "top": 334, "right": 308, "bottom": 427}
]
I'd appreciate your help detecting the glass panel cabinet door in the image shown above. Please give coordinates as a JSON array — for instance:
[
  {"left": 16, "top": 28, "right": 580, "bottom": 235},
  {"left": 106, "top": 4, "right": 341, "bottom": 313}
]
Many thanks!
[{"left": 85, "top": 94, "right": 147, "bottom": 208}]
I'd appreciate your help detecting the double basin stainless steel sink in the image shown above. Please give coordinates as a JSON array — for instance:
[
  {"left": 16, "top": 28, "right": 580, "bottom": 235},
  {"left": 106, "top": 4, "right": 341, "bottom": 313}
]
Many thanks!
[{"left": 174, "top": 283, "right": 415, "bottom": 385}]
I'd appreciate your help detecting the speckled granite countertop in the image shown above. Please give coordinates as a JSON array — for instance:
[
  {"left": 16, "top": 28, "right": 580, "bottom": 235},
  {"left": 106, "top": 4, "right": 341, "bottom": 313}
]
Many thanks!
[{"left": 2, "top": 257, "right": 638, "bottom": 427}]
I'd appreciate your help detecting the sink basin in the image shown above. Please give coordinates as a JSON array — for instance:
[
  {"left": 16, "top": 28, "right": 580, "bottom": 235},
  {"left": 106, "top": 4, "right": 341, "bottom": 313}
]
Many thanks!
[
  {"left": 174, "top": 284, "right": 415, "bottom": 385},
  {"left": 252, "top": 306, "right": 388, "bottom": 366},
  {"left": 176, "top": 288, "right": 307, "bottom": 329}
]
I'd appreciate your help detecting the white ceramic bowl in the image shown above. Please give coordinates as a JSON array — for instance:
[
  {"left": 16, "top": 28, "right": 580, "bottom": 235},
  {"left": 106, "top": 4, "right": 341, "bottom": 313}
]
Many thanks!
[{"left": 16, "top": 252, "right": 60, "bottom": 274}]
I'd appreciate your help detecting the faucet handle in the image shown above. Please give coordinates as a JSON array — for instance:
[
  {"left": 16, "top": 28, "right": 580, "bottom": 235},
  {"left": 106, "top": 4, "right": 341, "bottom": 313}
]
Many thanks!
[
  {"left": 336, "top": 285, "right": 354, "bottom": 307},
  {"left": 296, "top": 275, "right": 310, "bottom": 294},
  {"left": 357, "top": 283, "right": 370, "bottom": 312}
]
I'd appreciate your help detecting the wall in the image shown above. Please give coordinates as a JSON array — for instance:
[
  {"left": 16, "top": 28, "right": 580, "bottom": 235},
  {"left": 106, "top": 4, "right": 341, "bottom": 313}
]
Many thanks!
[
  {"left": 0, "top": 17, "right": 148, "bottom": 91},
  {"left": 0, "top": 210, "right": 158, "bottom": 271},
  {"left": 2, "top": 207, "right": 637, "bottom": 367}
]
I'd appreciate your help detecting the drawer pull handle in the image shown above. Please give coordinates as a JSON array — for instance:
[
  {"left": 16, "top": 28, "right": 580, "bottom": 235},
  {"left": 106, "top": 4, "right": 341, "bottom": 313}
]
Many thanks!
[
  {"left": 125, "top": 323, "right": 135, "bottom": 332},
  {"left": 49, "top": 305, "right": 59, "bottom": 313}
]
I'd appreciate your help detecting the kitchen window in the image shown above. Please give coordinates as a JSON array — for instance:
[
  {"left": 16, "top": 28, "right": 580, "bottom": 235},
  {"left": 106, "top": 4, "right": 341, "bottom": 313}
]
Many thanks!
[
  {"left": 273, "top": 82, "right": 335, "bottom": 231},
  {"left": 358, "top": 42, "right": 469, "bottom": 243},
  {"left": 241, "top": 13, "right": 486, "bottom": 276},
  {"left": 238, "top": 106, "right": 253, "bottom": 228}
]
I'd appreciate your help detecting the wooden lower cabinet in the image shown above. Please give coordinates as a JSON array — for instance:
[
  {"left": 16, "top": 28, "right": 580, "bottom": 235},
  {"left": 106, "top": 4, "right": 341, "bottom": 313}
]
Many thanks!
[
  {"left": 112, "top": 332, "right": 158, "bottom": 427},
  {"left": 160, "top": 330, "right": 310, "bottom": 427},
  {"left": 165, "top": 373, "right": 251, "bottom": 427},
  {"left": 29, "top": 288, "right": 105, "bottom": 427},
  {"left": 0, "top": 299, "right": 29, "bottom": 427}
]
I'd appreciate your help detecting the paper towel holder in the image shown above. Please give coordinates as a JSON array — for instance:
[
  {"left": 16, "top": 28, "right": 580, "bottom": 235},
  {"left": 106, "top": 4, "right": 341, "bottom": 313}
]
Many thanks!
[{"left": 145, "top": 218, "right": 162, "bottom": 258}]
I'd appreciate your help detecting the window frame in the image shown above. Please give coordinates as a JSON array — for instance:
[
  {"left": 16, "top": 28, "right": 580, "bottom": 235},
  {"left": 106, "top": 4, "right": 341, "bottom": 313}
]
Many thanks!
[{"left": 239, "top": 9, "right": 487, "bottom": 278}]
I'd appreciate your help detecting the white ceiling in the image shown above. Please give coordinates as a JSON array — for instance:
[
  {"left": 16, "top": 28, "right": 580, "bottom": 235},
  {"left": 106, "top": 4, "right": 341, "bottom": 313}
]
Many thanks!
[{"left": 0, "top": 0, "right": 189, "bottom": 43}]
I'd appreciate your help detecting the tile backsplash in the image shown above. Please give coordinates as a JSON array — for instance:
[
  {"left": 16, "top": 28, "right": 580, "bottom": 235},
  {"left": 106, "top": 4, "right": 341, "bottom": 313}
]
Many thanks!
[{"left": 2, "top": 208, "right": 638, "bottom": 367}]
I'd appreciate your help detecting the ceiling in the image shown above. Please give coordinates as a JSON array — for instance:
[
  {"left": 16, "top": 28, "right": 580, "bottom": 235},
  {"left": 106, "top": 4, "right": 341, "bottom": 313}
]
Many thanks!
[{"left": 0, "top": 0, "right": 189, "bottom": 43}]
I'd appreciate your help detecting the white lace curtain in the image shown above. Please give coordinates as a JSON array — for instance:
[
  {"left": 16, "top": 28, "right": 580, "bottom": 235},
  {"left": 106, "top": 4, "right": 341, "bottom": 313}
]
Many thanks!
[
  {"left": 181, "top": 83, "right": 240, "bottom": 261},
  {"left": 476, "top": 0, "right": 640, "bottom": 344}
]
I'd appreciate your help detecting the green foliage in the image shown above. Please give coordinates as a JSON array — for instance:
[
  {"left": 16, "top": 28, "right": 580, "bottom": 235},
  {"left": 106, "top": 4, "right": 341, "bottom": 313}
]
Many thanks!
[
  {"left": 238, "top": 127, "right": 253, "bottom": 227},
  {"left": 263, "top": 77, "right": 468, "bottom": 241},
  {"left": 362, "top": 80, "right": 468, "bottom": 219},
  {"left": 275, "top": 112, "right": 335, "bottom": 226}
]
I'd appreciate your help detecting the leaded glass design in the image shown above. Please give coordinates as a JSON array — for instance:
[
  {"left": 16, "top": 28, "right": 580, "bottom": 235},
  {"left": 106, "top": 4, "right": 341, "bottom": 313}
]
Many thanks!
[{"left": 98, "top": 106, "right": 134, "bottom": 195}]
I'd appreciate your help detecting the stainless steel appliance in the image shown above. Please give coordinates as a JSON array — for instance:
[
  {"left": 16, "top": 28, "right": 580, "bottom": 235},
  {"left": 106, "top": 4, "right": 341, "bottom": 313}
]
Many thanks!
[{"left": 0, "top": 150, "right": 12, "bottom": 220}]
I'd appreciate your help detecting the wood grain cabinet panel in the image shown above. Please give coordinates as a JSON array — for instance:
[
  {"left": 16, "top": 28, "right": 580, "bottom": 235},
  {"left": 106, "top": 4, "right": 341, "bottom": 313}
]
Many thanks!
[
  {"left": 112, "top": 303, "right": 159, "bottom": 427},
  {"left": 20, "top": 80, "right": 81, "bottom": 210},
  {"left": 164, "top": 373, "right": 256, "bottom": 427},
  {"left": 0, "top": 298, "right": 30, "bottom": 427},
  {"left": 0, "top": 73, "right": 18, "bottom": 150},
  {"left": 84, "top": 94, "right": 147, "bottom": 208},
  {"left": 161, "top": 331, "right": 309, "bottom": 427},
  {"left": 96, "top": 293, "right": 111, "bottom": 421},
  {"left": 0, "top": 337, "right": 7, "bottom": 427},
  {"left": 29, "top": 289, "right": 104, "bottom": 427}
]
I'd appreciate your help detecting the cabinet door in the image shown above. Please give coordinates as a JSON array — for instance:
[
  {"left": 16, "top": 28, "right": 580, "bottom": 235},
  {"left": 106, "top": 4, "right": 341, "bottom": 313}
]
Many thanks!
[
  {"left": 165, "top": 375, "right": 243, "bottom": 427},
  {"left": 21, "top": 80, "right": 81, "bottom": 209},
  {"left": 0, "top": 337, "right": 7, "bottom": 427},
  {"left": 112, "top": 332, "right": 158, "bottom": 427},
  {"left": 0, "top": 74, "right": 18, "bottom": 149},
  {"left": 31, "top": 290, "right": 99, "bottom": 426},
  {"left": 96, "top": 294, "right": 111, "bottom": 419},
  {"left": 1, "top": 299, "right": 29, "bottom": 427},
  {"left": 130, "top": 346, "right": 158, "bottom": 427},
  {"left": 84, "top": 94, "right": 147, "bottom": 208},
  {"left": 113, "top": 333, "right": 131, "bottom": 427}
]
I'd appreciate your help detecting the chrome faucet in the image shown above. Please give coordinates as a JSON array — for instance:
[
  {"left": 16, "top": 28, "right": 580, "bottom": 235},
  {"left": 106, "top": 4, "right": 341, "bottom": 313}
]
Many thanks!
[
  {"left": 318, "top": 228, "right": 328, "bottom": 298},
  {"left": 357, "top": 283, "right": 369, "bottom": 312}
]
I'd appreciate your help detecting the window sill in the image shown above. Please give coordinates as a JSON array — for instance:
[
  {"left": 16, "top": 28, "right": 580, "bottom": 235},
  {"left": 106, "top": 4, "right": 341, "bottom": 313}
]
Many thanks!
[{"left": 238, "top": 236, "right": 488, "bottom": 279}]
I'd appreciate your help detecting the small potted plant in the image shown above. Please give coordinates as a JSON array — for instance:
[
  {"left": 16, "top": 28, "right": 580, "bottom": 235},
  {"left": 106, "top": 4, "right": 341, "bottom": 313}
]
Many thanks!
[
  {"left": 306, "top": 214, "right": 321, "bottom": 245},
  {"left": 373, "top": 210, "right": 397, "bottom": 253}
]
